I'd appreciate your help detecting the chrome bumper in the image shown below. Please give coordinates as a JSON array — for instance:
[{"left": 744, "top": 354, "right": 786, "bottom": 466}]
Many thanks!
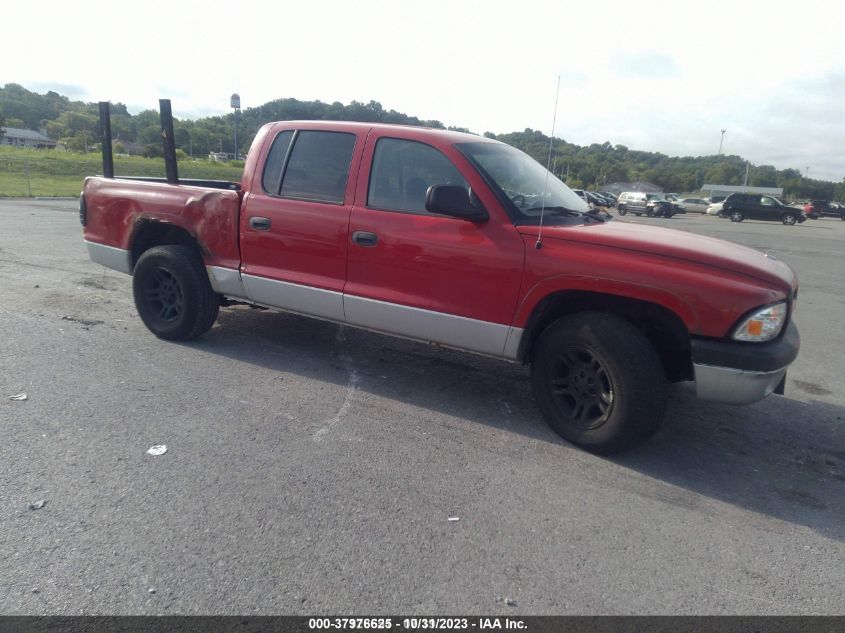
[
  {"left": 693, "top": 363, "right": 787, "bottom": 405},
  {"left": 85, "top": 240, "right": 132, "bottom": 275}
]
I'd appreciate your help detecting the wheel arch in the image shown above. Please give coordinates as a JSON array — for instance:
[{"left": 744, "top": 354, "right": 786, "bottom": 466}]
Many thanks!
[
  {"left": 130, "top": 219, "right": 203, "bottom": 271},
  {"left": 517, "top": 290, "right": 693, "bottom": 382}
]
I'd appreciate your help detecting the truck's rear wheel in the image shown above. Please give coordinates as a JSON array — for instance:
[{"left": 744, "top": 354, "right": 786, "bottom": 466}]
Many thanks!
[
  {"left": 530, "top": 312, "right": 667, "bottom": 454},
  {"left": 132, "top": 245, "right": 219, "bottom": 340}
]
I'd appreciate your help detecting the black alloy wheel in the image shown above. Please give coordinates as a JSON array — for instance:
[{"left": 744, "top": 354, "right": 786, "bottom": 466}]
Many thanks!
[
  {"left": 141, "top": 267, "right": 184, "bottom": 325},
  {"left": 547, "top": 347, "right": 614, "bottom": 430},
  {"left": 531, "top": 312, "right": 667, "bottom": 454},
  {"left": 132, "top": 245, "right": 220, "bottom": 340}
]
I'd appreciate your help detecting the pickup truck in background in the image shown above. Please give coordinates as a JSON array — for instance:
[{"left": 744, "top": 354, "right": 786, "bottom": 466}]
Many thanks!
[
  {"left": 81, "top": 102, "right": 800, "bottom": 454},
  {"left": 803, "top": 199, "right": 845, "bottom": 220}
]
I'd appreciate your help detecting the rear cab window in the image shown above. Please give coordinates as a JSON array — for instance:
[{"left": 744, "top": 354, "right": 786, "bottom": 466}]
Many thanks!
[{"left": 262, "top": 130, "right": 357, "bottom": 205}]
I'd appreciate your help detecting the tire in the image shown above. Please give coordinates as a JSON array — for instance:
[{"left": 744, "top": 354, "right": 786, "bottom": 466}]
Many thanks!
[
  {"left": 782, "top": 213, "right": 797, "bottom": 226},
  {"left": 132, "top": 245, "right": 220, "bottom": 341},
  {"left": 646, "top": 207, "right": 655, "bottom": 217},
  {"left": 730, "top": 211, "right": 744, "bottom": 222},
  {"left": 841, "top": 212, "right": 845, "bottom": 221},
  {"left": 664, "top": 211, "right": 674, "bottom": 219},
  {"left": 530, "top": 312, "right": 667, "bottom": 455},
  {"left": 618, "top": 206, "right": 627, "bottom": 216},
  {"left": 635, "top": 213, "right": 642, "bottom": 217}
]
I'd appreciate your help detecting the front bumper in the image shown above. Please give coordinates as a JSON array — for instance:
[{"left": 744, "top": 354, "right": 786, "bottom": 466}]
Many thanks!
[{"left": 691, "top": 321, "right": 800, "bottom": 405}]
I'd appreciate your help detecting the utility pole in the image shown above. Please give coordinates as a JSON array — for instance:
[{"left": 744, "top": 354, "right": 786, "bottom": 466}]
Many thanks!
[
  {"left": 718, "top": 129, "right": 726, "bottom": 155},
  {"left": 231, "top": 93, "right": 241, "bottom": 160},
  {"left": 743, "top": 162, "right": 749, "bottom": 189}
]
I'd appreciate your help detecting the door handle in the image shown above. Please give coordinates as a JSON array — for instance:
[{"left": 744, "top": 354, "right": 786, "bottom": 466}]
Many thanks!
[
  {"left": 352, "top": 231, "right": 378, "bottom": 247},
  {"left": 249, "top": 216, "right": 271, "bottom": 231}
]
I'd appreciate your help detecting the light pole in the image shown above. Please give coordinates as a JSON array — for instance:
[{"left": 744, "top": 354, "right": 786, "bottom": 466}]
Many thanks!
[
  {"left": 230, "top": 93, "right": 241, "bottom": 160},
  {"left": 718, "top": 129, "right": 726, "bottom": 155}
]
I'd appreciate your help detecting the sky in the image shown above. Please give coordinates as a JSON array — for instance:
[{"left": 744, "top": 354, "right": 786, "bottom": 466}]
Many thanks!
[{"left": 6, "top": 0, "right": 844, "bottom": 182}]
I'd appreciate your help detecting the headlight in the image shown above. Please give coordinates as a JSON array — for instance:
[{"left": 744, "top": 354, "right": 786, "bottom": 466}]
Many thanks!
[{"left": 732, "top": 302, "right": 787, "bottom": 342}]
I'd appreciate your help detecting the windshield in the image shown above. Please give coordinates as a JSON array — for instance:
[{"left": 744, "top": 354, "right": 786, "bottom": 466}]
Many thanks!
[{"left": 456, "top": 142, "right": 590, "bottom": 224}]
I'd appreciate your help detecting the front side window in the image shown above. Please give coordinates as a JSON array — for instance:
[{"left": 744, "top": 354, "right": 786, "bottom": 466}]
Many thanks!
[
  {"left": 277, "top": 131, "right": 356, "bottom": 204},
  {"left": 368, "top": 138, "right": 468, "bottom": 215},
  {"left": 761, "top": 196, "right": 776, "bottom": 206}
]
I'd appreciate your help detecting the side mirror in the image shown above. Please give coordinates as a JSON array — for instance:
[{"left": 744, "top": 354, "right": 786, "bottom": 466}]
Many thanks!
[{"left": 425, "top": 185, "right": 488, "bottom": 223}]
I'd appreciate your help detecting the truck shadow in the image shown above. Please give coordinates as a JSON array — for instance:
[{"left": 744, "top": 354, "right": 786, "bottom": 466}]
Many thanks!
[{"left": 193, "top": 306, "right": 845, "bottom": 542}]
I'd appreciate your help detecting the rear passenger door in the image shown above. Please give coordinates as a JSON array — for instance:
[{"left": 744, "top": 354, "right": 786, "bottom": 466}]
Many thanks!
[{"left": 239, "top": 128, "right": 362, "bottom": 321}]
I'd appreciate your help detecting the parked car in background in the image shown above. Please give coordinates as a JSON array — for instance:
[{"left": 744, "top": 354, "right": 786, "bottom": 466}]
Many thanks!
[
  {"left": 706, "top": 202, "right": 724, "bottom": 216},
  {"left": 573, "top": 189, "right": 613, "bottom": 209},
  {"left": 600, "top": 191, "right": 618, "bottom": 204},
  {"left": 589, "top": 191, "right": 615, "bottom": 208},
  {"left": 707, "top": 195, "right": 727, "bottom": 204},
  {"left": 616, "top": 192, "right": 675, "bottom": 218},
  {"left": 572, "top": 189, "right": 592, "bottom": 207},
  {"left": 722, "top": 193, "right": 806, "bottom": 225},
  {"left": 678, "top": 197, "right": 712, "bottom": 213},
  {"left": 804, "top": 200, "right": 845, "bottom": 220}
]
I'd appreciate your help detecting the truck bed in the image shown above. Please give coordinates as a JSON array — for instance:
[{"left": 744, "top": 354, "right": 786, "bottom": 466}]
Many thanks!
[{"left": 81, "top": 176, "right": 243, "bottom": 271}]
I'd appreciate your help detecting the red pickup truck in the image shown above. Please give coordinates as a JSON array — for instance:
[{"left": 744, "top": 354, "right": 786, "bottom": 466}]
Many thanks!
[{"left": 81, "top": 117, "right": 800, "bottom": 454}]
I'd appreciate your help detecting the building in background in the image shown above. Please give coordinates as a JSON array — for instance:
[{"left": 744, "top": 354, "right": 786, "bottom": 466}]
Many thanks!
[
  {"left": 602, "top": 181, "right": 663, "bottom": 196},
  {"left": 701, "top": 184, "right": 784, "bottom": 199},
  {"left": 1, "top": 127, "right": 56, "bottom": 149}
]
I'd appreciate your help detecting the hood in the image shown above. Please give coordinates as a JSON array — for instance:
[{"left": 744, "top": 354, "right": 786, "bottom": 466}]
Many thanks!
[{"left": 518, "top": 221, "right": 796, "bottom": 290}]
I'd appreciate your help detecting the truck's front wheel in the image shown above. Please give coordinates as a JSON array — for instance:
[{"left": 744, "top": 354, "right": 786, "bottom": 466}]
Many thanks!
[
  {"left": 133, "top": 245, "right": 219, "bottom": 340},
  {"left": 531, "top": 312, "right": 667, "bottom": 454}
]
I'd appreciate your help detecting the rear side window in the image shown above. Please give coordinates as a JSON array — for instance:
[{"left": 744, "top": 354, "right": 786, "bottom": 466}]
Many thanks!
[
  {"left": 261, "top": 130, "right": 294, "bottom": 195},
  {"left": 368, "top": 138, "right": 468, "bottom": 215},
  {"left": 269, "top": 131, "right": 356, "bottom": 204}
]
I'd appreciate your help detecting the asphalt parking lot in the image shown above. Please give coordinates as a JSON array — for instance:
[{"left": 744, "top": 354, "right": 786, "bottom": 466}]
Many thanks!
[{"left": 1, "top": 199, "right": 843, "bottom": 615}]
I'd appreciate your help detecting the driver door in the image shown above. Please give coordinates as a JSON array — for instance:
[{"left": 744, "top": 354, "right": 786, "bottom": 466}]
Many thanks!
[
  {"left": 344, "top": 133, "right": 525, "bottom": 358},
  {"left": 759, "top": 195, "right": 778, "bottom": 220}
]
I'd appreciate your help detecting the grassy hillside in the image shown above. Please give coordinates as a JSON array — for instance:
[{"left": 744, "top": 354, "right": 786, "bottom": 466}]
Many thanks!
[{"left": 0, "top": 146, "right": 244, "bottom": 197}]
